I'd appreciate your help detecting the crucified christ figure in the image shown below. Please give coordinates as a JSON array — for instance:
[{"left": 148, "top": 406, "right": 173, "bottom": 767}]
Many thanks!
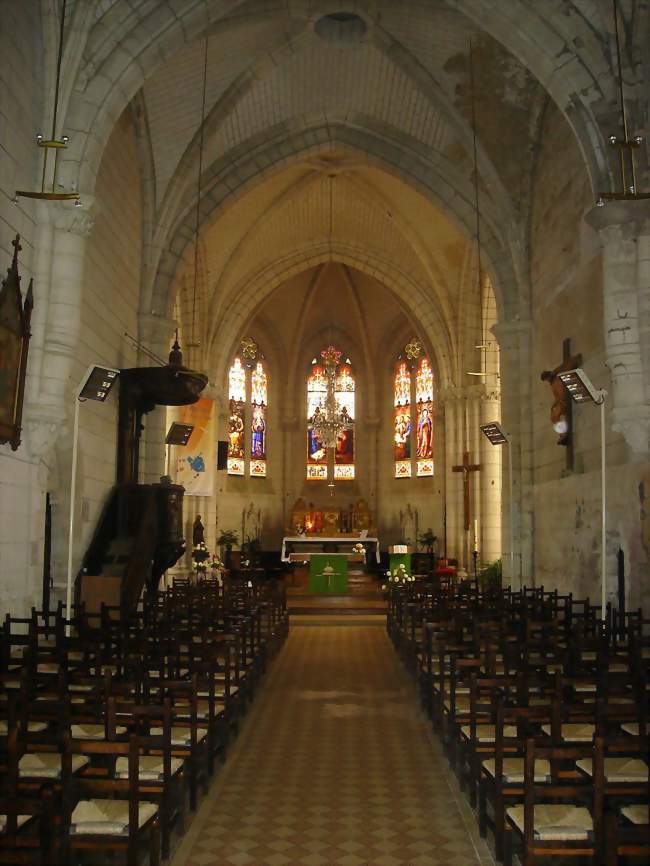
[{"left": 540, "top": 342, "right": 582, "bottom": 447}]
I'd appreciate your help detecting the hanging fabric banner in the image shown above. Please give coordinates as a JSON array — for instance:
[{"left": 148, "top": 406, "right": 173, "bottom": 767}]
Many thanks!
[{"left": 173, "top": 397, "right": 215, "bottom": 496}]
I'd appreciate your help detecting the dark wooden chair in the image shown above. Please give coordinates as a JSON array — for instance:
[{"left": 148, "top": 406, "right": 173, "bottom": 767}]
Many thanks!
[
  {"left": 61, "top": 733, "right": 160, "bottom": 866},
  {"left": 503, "top": 738, "right": 604, "bottom": 866},
  {"left": 0, "top": 726, "right": 56, "bottom": 865}
]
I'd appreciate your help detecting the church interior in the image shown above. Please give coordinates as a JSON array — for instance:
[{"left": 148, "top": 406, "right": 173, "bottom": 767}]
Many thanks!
[{"left": 0, "top": 1, "right": 649, "bottom": 864}]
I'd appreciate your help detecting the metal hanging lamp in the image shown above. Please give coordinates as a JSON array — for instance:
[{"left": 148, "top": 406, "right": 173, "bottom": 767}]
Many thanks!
[
  {"left": 465, "top": 40, "right": 488, "bottom": 380},
  {"left": 186, "top": 36, "right": 210, "bottom": 350},
  {"left": 596, "top": 0, "right": 649, "bottom": 205},
  {"left": 15, "top": 0, "right": 80, "bottom": 205}
]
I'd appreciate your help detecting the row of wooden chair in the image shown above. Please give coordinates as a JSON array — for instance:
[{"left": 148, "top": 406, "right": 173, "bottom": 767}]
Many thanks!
[
  {"left": 388, "top": 578, "right": 649, "bottom": 866},
  {"left": 0, "top": 574, "right": 288, "bottom": 865}
]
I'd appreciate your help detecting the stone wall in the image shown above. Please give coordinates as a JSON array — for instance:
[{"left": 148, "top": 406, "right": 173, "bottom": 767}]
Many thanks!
[
  {"left": 49, "top": 109, "right": 143, "bottom": 589},
  {"left": 0, "top": 0, "right": 44, "bottom": 615},
  {"left": 529, "top": 99, "right": 649, "bottom": 609}
]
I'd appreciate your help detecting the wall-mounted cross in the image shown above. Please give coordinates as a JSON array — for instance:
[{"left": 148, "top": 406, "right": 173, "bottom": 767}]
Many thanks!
[{"left": 452, "top": 451, "right": 481, "bottom": 531}]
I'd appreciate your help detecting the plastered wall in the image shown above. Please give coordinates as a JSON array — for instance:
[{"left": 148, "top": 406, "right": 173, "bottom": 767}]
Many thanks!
[
  {"left": 48, "top": 110, "right": 143, "bottom": 589},
  {"left": 529, "top": 100, "right": 649, "bottom": 609},
  {"left": 0, "top": 0, "right": 44, "bottom": 615}
]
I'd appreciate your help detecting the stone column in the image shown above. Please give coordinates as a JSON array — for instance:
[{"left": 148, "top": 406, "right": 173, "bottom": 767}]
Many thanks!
[
  {"left": 442, "top": 384, "right": 501, "bottom": 570},
  {"left": 441, "top": 390, "right": 461, "bottom": 564},
  {"left": 138, "top": 313, "right": 176, "bottom": 484},
  {"left": 365, "top": 416, "right": 380, "bottom": 526},
  {"left": 21, "top": 198, "right": 96, "bottom": 596},
  {"left": 479, "top": 387, "right": 502, "bottom": 564},
  {"left": 586, "top": 201, "right": 650, "bottom": 455},
  {"left": 24, "top": 197, "right": 96, "bottom": 465},
  {"left": 492, "top": 318, "right": 534, "bottom": 586}
]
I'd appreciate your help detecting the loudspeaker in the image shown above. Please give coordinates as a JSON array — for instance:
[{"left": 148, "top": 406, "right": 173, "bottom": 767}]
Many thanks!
[{"left": 217, "top": 440, "right": 228, "bottom": 470}]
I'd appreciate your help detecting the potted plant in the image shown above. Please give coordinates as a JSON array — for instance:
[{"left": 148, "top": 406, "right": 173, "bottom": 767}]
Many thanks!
[
  {"left": 242, "top": 534, "right": 262, "bottom": 568},
  {"left": 479, "top": 558, "right": 502, "bottom": 590},
  {"left": 417, "top": 528, "right": 437, "bottom": 554},
  {"left": 217, "top": 529, "right": 239, "bottom": 569}
]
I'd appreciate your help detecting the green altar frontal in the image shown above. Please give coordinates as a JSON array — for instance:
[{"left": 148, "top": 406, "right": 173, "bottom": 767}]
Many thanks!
[
  {"left": 389, "top": 553, "right": 412, "bottom": 574},
  {"left": 308, "top": 554, "right": 349, "bottom": 594}
]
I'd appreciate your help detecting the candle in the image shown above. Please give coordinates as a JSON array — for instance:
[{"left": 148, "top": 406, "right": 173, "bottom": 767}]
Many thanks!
[{"left": 473, "top": 518, "right": 478, "bottom": 552}]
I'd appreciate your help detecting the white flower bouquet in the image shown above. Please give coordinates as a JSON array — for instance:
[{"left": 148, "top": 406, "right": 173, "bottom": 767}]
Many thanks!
[{"left": 382, "top": 563, "right": 415, "bottom": 588}]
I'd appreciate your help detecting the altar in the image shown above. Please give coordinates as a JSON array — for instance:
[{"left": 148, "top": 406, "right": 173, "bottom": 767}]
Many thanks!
[
  {"left": 280, "top": 535, "right": 380, "bottom": 563},
  {"left": 308, "top": 554, "right": 349, "bottom": 594}
]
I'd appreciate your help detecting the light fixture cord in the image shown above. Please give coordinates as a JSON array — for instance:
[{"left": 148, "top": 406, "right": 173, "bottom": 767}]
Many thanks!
[
  {"left": 328, "top": 175, "right": 333, "bottom": 260},
  {"left": 192, "top": 36, "right": 209, "bottom": 347},
  {"left": 51, "top": 0, "right": 67, "bottom": 141},
  {"left": 469, "top": 40, "right": 485, "bottom": 375},
  {"left": 469, "top": 40, "right": 483, "bottom": 296},
  {"left": 612, "top": 0, "right": 629, "bottom": 141}
]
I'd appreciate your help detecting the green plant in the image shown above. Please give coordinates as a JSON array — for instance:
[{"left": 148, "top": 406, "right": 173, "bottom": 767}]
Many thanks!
[
  {"left": 417, "top": 529, "right": 437, "bottom": 551},
  {"left": 479, "top": 558, "right": 502, "bottom": 588},
  {"left": 217, "top": 529, "right": 239, "bottom": 548},
  {"left": 243, "top": 534, "right": 261, "bottom": 554}
]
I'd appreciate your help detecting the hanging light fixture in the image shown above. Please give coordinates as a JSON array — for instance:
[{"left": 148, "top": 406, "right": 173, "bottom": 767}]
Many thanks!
[
  {"left": 404, "top": 337, "right": 422, "bottom": 364},
  {"left": 596, "top": 0, "right": 649, "bottom": 206},
  {"left": 465, "top": 40, "right": 490, "bottom": 380},
  {"left": 15, "top": 0, "right": 80, "bottom": 205},
  {"left": 327, "top": 174, "right": 334, "bottom": 261},
  {"left": 309, "top": 346, "right": 353, "bottom": 450},
  {"left": 186, "top": 37, "right": 209, "bottom": 349}
]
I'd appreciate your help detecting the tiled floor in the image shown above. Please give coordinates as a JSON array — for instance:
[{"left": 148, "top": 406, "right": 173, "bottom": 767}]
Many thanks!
[{"left": 171, "top": 621, "right": 493, "bottom": 866}]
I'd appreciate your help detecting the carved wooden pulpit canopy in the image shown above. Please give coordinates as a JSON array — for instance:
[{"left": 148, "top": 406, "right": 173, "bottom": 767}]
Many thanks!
[{"left": 0, "top": 236, "right": 33, "bottom": 451}]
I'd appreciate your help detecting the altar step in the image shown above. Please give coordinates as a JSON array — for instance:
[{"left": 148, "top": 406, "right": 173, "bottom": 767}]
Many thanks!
[{"left": 288, "top": 595, "right": 387, "bottom": 616}]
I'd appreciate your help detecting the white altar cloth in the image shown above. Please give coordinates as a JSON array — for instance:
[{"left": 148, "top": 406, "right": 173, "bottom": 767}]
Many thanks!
[{"left": 281, "top": 536, "right": 380, "bottom": 563}]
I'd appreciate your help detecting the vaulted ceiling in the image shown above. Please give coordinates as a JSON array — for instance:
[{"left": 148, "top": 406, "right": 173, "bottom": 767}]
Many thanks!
[{"left": 51, "top": 0, "right": 648, "bottom": 385}]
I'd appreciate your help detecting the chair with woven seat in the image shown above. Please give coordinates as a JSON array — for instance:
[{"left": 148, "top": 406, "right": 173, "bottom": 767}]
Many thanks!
[
  {"left": 478, "top": 701, "right": 555, "bottom": 862},
  {"left": 106, "top": 698, "right": 185, "bottom": 859},
  {"left": 144, "top": 674, "right": 211, "bottom": 810},
  {"left": 61, "top": 733, "right": 160, "bottom": 866},
  {"left": 604, "top": 801, "right": 650, "bottom": 865},
  {"left": 503, "top": 737, "right": 604, "bottom": 866},
  {"left": 0, "top": 726, "right": 56, "bottom": 865}
]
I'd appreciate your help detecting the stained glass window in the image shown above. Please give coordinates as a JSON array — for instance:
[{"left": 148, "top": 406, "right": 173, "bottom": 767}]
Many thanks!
[
  {"left": 393, "top": 355, "right": 435, "bottom": 478},
  {"left": 415, "top": 357, "right": 434, "bottom": 476},
  {"left": 307, "top": 364, "right": 328, "bottom": 480},
  {"left": 306, "top": 350, "right": 355, "bottom": 481},
  {"left": 334, "top": 364, "right": 355, "bottom": 480},
  {"left": 250, "top": 361, "right": 267, "bottom": 478},
  {"left": 227, "top": 357, "right": 246, "bottom": 475},
  {"left": 394, "top": 361, "right": 412, "bottom": 478}
]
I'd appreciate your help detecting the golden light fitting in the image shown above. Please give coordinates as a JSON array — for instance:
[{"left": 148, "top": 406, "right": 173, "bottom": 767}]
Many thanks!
[{"left": 404, "top": 338, "right": 422, "bottom": 361}]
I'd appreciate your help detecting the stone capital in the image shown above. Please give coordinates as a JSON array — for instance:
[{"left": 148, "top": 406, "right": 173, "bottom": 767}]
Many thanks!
[
  {"left": 52, "top": 195, "right": 97, "bottom": 237},
  {"left": 138, "top": 313, "right": 177, "bottom": 358},
  {"left": 491, "top": 318, "right": 532, "bottom": 349},
  {"left": 22, "top": 405, "right": 65, "bottom": 466},
  {"left": 585, "top": 199, "right": 650, "bottom": 240}
]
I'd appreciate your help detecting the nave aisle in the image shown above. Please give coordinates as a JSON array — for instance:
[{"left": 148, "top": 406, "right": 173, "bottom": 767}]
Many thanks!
[{"left": 172, "top": 621, "right": 492, "bottom": 866}]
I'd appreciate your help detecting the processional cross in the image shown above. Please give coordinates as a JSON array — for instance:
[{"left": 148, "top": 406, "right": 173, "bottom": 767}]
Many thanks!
[{"left": 452, "top": 451, "right": 481, "bottom": 532}]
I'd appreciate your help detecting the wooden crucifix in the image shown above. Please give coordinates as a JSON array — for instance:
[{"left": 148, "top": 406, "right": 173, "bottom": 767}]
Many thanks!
[
  {"left": 452, "top": 451, "right": 481, "bottom": 531},
  {"left": 540, "top": 337, "right": 582, "bottom": 472}
]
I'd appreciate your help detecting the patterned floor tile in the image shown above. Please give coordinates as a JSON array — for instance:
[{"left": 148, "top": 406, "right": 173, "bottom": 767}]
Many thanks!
[{"left": 171, "top": 623, "right": 493, "bottom": 866}]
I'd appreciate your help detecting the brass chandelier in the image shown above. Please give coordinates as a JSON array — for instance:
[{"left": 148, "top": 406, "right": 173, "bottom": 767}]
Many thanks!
[{"left": 309, "top": 346, "right": 353, "bottom": 449}]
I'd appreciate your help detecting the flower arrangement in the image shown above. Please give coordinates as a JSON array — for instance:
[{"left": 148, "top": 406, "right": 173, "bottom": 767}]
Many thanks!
[
  {"left": 352, "top": 542, "right": 365, "bottom": 555},
  {"left": 192, "top": 541, "right": 210, "bottom": 574},
  {"left": 210, "top": 555, "right": 225, "bottom": 571},
  {"left": 381, "top": 563, "right": 415, "bottom": 590}
]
